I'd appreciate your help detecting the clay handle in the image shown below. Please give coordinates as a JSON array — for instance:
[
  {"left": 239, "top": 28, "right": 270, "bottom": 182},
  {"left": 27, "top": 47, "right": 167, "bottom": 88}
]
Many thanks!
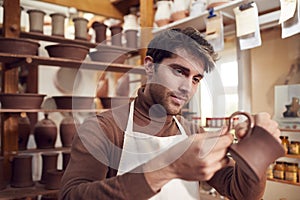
[{"left": 227, "top": 111, "right": 254, "bottom": 139}]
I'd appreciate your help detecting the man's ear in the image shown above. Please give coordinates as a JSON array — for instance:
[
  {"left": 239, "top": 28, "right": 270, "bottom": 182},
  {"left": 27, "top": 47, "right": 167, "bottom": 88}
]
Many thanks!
[{"left": 144, "top": 56, "right": 155, "bottom": 78}]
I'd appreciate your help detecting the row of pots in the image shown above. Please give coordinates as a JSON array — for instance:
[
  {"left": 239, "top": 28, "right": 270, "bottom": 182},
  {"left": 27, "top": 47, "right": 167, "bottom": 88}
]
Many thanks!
[
  {"left": 0, "top": 151, "right": 70, "bottom": 191},
  {"left": 27, "top": 9, "right": 138, "bottom": 48},
  {"left": 19, "top": 113, "right": 79, "bottom": 150}
]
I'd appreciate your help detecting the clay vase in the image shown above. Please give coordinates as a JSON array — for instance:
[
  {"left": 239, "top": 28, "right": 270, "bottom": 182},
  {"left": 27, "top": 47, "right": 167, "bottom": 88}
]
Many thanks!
[
  {"left": 125, "top": 29, "right": 138, "bottom": 49},
  {"left": 50, "top": 13, "right": 66, "bottom": 37},
  {"left": 60, "top": 114, "right": 80, "bottom": 147},
  {"left": 0, "top": 156, "right": 7, "bottom": 190},
  {"left": 92, "top": 21, "right": 107, "bottom": 44},
  {"left": 62, "top": 152, "right": 71, "bottom": 170},
  {"left": 27, "top": 9, "right": 46, "bottom": 33},
  {"left": 154, "top": 1, "right": 172, "bottom": 27},
  {"left": 45, "top": 169, "right": 64, "bottom": 190},
  {"left": 227, "top": 111, "right": 285, "bottom": 182},
  {"left": 33, "top": 113, "right": 57, "bottom": 149},
  {"left": 10, "top": 155, "right": 34, "bottom": 188},
  {"left": 40, "top": 153, "right": 58, "bottom": 184},
  {"left": 73, "top": 17, "right": 88, "bottom": 40},
  {"left": 110, "top": 25, "right": 123, "bottom": 46},
  {"left": 18, "top": 113, "right": 31, "bottom": 150}
]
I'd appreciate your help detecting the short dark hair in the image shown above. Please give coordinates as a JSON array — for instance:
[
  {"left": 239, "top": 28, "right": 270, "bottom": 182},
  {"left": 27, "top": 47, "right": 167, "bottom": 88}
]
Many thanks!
[{"left": 146, "top": 27, "right": 218, "bottom": 73}]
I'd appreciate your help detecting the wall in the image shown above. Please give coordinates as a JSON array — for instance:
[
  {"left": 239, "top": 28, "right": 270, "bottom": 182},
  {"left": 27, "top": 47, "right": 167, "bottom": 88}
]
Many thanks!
[{"left": 250, "top": 27, "right": 300, "bottom": 115}]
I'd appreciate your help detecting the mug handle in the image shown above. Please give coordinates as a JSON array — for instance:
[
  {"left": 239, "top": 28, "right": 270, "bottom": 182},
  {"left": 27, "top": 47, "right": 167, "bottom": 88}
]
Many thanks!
[{"left": 227, "top": 111, "right": 254, "bottom": 139}]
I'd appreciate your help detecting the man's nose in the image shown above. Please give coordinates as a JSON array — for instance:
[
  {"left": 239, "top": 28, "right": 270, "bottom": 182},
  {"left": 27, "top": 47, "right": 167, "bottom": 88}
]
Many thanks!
[{"left": 178, "top": 77, "right": 192, "bottom": 94}]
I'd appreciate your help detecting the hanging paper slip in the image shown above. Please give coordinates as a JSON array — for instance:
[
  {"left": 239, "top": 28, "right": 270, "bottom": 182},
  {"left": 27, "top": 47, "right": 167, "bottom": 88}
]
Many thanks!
[
  {"left": 233, "top": 2, "right": 257, "bottom": 37},
  {"left": 279, "top": 0, "right": 297, "bottom": 24},
  {"left": 281, "top": 0, "right": 300, "bottom": 38},
  {"left": 205, "top": 11, "right": 224, "bottom": 51}
]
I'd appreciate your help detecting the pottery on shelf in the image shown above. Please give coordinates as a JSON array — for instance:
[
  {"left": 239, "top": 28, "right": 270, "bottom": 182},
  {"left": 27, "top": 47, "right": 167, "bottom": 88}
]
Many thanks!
[
  {"left": 33, "top": 113, "right": 57, "bottom": 149},
  {"left": 89, "top": 47, "right": 128, "bottom": 64},
  {"left": 10, "top": 154, "right": 34, "bottom": 188},
  {"left": 50, "top": 13, "right": 66, "bottom": 37},
  {"left": 45, "top": 169, "right": 64, "bottom": 190},
  {"left": 92, "top": 21, "right": 107, "bottom": 44},
  {"left": 0, "top": 157, "right": 7, "bottom": 190},
  {"left": 110, "top": 24, "right": 123, "bottom": 46},
  {"left": 0, "top": 38, "right": 40, "bottom": 56},
  {"left": 60, "top": 114, "right": 80, "bottom": 147},
  {"left": 40, "top": 153, "right": 59, "bottom": 184},
  {"left": 0, "top": 93, "right": 46, "bottom": 109},
  {"left": 125, "top": 29, "right": 138, "bottom": 49},
  {"left": 62, "top": 152, "right": 71, "bottom": 170},
  {"left": 73, "top": 17, "right": 88, "bottom": 40},
  {"left": 154, "top": 1, "right": 172, "bottom": 27},
  {"left": 27, "top": 9, "right": 46, "bottom": 33},
  {"left": 18, "top": 112, "right": 31, "bottom": 150},
  {"left": 45, "top": 43, "right": 90, "bottom": 61}
]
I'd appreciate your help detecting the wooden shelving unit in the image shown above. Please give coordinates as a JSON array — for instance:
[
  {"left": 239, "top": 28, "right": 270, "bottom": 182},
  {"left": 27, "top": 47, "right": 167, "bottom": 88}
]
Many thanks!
[{"left": 267, "top": 178, "right": 300, "bottom": 187}]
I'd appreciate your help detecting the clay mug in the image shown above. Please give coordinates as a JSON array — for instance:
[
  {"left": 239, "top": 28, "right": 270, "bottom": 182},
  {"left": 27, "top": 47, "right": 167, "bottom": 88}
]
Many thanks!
[
  {"left": 45, "top": 169, "right": 64, "bottom": 190},
  {"left": 110, "top": 24, "right": 123, "bottom": 46},
  {"left": 125, "top": 29, "right": 138, "bottom": 49},
  {"left": 10, "top": 154, "right": 34, "bottom": 188},
  {"left": 154, "top": 1, "right": 172, "bottom": 27},
  {"left": 40, "top": 152, "right": 59, "bottom": 184},
  {"left": 92, "top": 21, "right": 107, "bottom": 44},
  {"left": 27, "top": 9, "right": 46, "bottom": 33},
  {"left": 73, "top": 17, "right": 88, "bottom": 40},
  {"left": 227, "top": 111, "right": 285, "bottom": 181},
  {"left": 50, "top": 13, "right": 66, "bottom": 37}
]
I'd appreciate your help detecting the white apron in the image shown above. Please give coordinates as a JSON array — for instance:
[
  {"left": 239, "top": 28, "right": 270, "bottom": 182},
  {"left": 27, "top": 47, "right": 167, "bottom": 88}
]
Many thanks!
[{"left": 117, "top": 101, "right": 200, "bottom": 200}]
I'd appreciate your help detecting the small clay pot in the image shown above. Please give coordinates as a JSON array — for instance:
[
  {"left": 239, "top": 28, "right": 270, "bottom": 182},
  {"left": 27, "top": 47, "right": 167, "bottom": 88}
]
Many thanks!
[
  {"left": 50, "top": 13, "right": 66, "bottom": 37},
  {"left": 18, "top": 113, "right": 31, "bottom": 150},
  {"left": 0, "top": 38, "right": 40, "bottom": 56},
  {"left": 60, "top": 115, "right": 80, "bottom": 147},
  {"left": 45, "top": 169, "right": 64, "bottom": 190},
  {"left": 125, "top": 29, "right": 138, "bottom": 49},
  {"left": 40, "top": 153, "right": 59, "bottom": 184},
  {"left": 62, "top": 152, "right": 71, "bottom": 170},
  {"left": 10, "top": 155, "right": 34, "bottom": 188},
  {"left": 33, "top": 114, "right": 57, "bottom": 149},
  {"left": 45, "top": 43, "right": 90, "bottom": 61},
  {"left": 110, "top": 25, "right": 123, "bottom": 46},
  {"left": 27, "top": 9, "right": 46, "bottom": 33},
  {"left": 0, "top": 157, "right": 7, "bottom": 191},
  {"left": 41, "top": 193, "right": 58, "bottom": 200},
  {"left": 73, "top": 17, "right": 88, "bottom": 40},
  {"left": 92, "top": 21, "right": 107, "bottom": 44}
]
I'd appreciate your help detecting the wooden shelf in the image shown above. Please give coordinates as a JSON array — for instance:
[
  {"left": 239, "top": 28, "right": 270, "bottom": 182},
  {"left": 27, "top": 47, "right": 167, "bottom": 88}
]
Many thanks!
[
  {"left": 0, "top": 182, "right": 58, "bottom": 199},
  {"left": 0, "top": 53, "right": 145, "bottom": 74},
  {"left": 0, "top": 108, "right": 107, "bottom": 113},
  {"left": 285, "top": 154, "right": 300, "bottom": 159},
  {"left": 280, "top": 128, "right": 300, "bottom": 133},
  {"left": 18, "top": 147, "right": 70, "bottom": 154},
  {"left": 267, "top": 178, "right": 300, "bottom": 187}
]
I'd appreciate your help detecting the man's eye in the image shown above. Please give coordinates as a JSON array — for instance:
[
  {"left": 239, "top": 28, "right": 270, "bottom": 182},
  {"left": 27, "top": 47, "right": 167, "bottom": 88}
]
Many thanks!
[
  {"left": 193, "top": 77, "right": 201, "bottom": 84},
  {"left": 174, "top": 68, "right": 184, "bottom": 75}
]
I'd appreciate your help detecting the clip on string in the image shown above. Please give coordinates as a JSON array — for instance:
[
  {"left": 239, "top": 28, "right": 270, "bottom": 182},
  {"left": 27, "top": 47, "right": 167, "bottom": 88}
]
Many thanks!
[
  {"left": 239, "top": 1, "right": 254, "bottom": 11},
  {"left": 207, "top": 8, "right": 216, "bottom": 19}
]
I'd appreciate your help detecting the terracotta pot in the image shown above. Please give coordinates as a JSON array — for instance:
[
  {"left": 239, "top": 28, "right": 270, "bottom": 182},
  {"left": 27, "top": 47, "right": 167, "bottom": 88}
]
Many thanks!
[
  {"left": 27, "top": 9, "right": 46, "bottom": 33},
  {"left": 60, "top": 115, "right": 80, "bottom": 147},
  {"left": 33, "top": 114, "right": 57, "bottom": 149},
  {"left": 52, "top": 96, "right": 95, "bottom": 110},
  {"left": 50, "top": 13, "right": 66, "bottom": 37},
  {"left": 125, "top": 29, "right": 138, "bottom": 49},
  {"left": 10, "top": 155, "right": 34, "bottom": 188},
  {"left": 0, "top": 93, "right": 46, "bottom": 109},
  {"left": 45, "top": 43, "right": 90, "bottom": 61},
  {"left": 110, "top": 25, "right": 123, "bottom": 46},
  {"left": 18, "top": 113, "right": 31, "bottom": 150},
  {"left": 89, "top": 48, "right": 128, "bottom": 64},
  {"left": 45, "top": 169, "right": 64, "bottom": 190},
  {"left": 73, "top": 17, "right": 88, "bottom": 40},
  {"left": 99, "top": 97, "right": 134, "bottom": 109},
  {"left": 92, "top": 21, "right": 107, "bottom": 44},
  {"left": 40, "top": 153, "right": 59, "bottom": 184},
  {"left": 0, "top": 38, "right": 40, "bottom": 55},
  {"left": 62, "top": 152, "right": 71, "bottom": 170},
  {"left": 0, "top": 156, "right": 7, "bottom": 191}
]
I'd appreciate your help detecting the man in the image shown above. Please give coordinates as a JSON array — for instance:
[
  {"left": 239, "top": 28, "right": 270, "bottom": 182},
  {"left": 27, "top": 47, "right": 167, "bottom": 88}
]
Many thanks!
[{"left": 60, "top": 27, "right": 281, "bottom": 200}]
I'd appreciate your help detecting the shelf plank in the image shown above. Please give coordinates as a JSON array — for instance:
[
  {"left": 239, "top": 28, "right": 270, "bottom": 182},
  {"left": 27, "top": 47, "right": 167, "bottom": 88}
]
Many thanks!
[
  {"left": 285, "top": 154, "right": 300, "bottom": 159},
  {"left": 0, "top": 108, "right": 107, "bottom": 113},
  {"left": 0, "top": 182, "right": 58, "bottom": 199},
  {"left": 280, "top": 129, "right": 300, "bottom": 133},
  {"left": 0, "top": 53, "right": 145, "bottom": 74},
  {"left": 18, "top": 147, "right": 70, "bottom": 154},
  {"left": 152, "top": 0, "right": 243, "bottom": 35},
  {"left": 267, "top": 178, "right": 300, "bottom": 187}
]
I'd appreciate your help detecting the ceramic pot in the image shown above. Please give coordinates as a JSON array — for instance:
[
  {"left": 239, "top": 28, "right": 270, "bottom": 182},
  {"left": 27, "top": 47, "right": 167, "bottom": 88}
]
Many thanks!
[
  {"left": 123, "top": 14, "right": 139, "bottom": 31},
  {"left": 50, "top": 13, "right": 66, "bottom": 37},
  {"left": 41, "top": 193, "right": 58, "bottom": 200},
  {"left": 0, "top": 38, "right": 40, "bottom": 56},
  {"left": 40, "top": 153, "right": 58, "bottom": 184},
  {"left": 0, "top": 157, "right": 7, "bottom": 190},
  {"left": 62, "top": 152, "right": 71, "bottom": 170},
  {"left": 92, "top": 22, "right": 107, "bottom": 44},
  {"left": 10, "top": 155, "right": 34, "bottom": 188},
  {"left": 73, "top": 17, "right": 88, "bottom": 40},
  {"left": 110, "top": 25, "right": 123, "bottom": 46},
  {"left": 45, "top": 169, "right": 64, "bottom": 190},
  {"left": 18, "top": 113, "right": 31, "bottom": 150},
  {"left": 190, "top": 0, "right": 207, "bottom": 17},
  {"left": 227, "top": 111, "right": 285, "bottom": 182},
  {"left": 154, "top": 1, "right": 172, "bottom": 27},
  {"left": 125, "top": 29, "right": 138, "bottom": 49},
  {"left": 27, "top": 9, "right": 46, "bottom": 33},
  {"left": 60, "top": 115, "right": 80, "bottom": 147},
  {"left": 33, "top": 114, "right": 57, "bottom": 149}
]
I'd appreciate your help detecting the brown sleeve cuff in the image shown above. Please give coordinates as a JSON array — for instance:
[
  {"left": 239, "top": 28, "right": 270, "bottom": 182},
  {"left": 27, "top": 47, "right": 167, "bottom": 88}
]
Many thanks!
[{"left": 119, "top": 172, "right": 157, "bottom": 200}]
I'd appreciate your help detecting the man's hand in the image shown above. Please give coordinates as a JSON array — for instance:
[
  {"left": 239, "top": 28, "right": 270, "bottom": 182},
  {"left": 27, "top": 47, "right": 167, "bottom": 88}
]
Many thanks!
[{"left": 143, "top": 128, "right": 233, "bottom": 192}]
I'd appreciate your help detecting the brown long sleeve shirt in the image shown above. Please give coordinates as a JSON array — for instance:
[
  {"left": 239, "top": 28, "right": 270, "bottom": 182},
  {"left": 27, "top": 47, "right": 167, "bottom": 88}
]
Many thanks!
[{"left": 60, "top": 87, "right": 266, "bottom": 200}]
